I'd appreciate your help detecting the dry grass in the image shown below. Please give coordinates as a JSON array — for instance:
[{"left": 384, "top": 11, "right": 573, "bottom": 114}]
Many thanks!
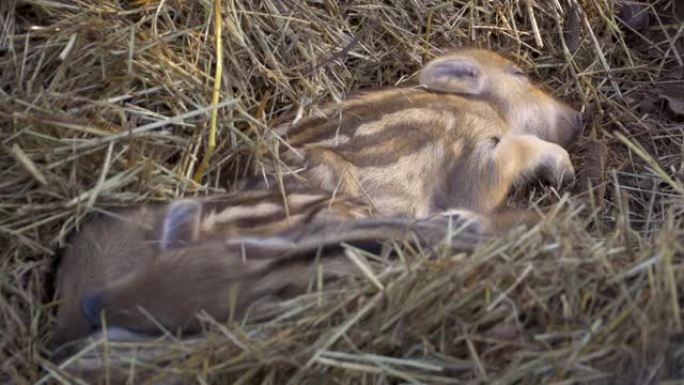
[{"left": 2, "top": 0, "right": 684, "bottom": 383}]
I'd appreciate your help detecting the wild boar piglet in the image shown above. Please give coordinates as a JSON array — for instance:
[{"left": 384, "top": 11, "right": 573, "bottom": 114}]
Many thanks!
[
  {"left": 60, "top": 195, "right": 486, "bottom": 339},
  {"left": 262, "top": 47, "right": 584, "bottom": 215},
  {"left": 51, "top": 189, "right": 372, "bottom": 346}
]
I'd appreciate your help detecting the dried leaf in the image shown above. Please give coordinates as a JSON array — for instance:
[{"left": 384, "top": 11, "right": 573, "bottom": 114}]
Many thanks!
[
  {"left": 660, "top": 94, "right": 684, "bottom": 116},
  {"left": 577, "top": 138, "right": 608, "bottom": 197},
  {"left": 483, "top": 322, "right": 522, "bottom": 340},
  {"left": 617, "top": 1, "right": 651, "bottom": 32},
  {"left": 563, "top": 4, "right": 581, "bottom": 53}
]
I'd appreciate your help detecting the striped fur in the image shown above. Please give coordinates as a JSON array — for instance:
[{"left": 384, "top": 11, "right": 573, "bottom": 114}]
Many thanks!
[
  {"left": 249, "top": 48, "right": 582, "bottom": 216},
  {"left": 52, "top": 189, "right": 373, "bottom": 346},
  {"left": 52, "top": 48, "right": 582, "bottom": 348}
]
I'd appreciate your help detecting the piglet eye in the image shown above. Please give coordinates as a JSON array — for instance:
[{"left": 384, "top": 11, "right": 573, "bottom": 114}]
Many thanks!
[{"left": 510, "top": 67, "right": 526, "bottom": 77}]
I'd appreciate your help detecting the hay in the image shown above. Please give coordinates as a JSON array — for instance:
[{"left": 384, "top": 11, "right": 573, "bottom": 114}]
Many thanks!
[{"left": 2, "top": 0, "right": 684, "bottom": 383}]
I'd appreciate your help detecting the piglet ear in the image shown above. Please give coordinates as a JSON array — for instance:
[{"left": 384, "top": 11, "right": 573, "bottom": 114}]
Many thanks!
[
  {"left": 160, "top": 200, "right": 202, "bottom": 250},
  {"left": 419, "top": 56, "right": 485, "bottom": 95}
]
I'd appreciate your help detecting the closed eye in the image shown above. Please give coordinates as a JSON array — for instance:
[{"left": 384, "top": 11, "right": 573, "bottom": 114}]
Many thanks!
[{"left": 510, "top": 67, "right": 526, "bottom": 77}]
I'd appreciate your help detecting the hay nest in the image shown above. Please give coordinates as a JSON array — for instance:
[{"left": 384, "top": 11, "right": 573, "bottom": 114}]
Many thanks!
[{"left": 2, "top": 0, "right": 684, "bottom": 383}]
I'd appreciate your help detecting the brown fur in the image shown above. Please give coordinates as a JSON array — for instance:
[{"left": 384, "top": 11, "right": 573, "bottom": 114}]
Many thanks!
[
  {"left": 52, "top": 190, "right": 490, "bottom": 344},
  {"left": 250, "top": 48, "right": 582, "bottom": 216},
  {"left": 52, "top": 48, "right": 582, "bottom": 347},
  {"left": 51, "top": 189, "right": 371, "bottom": 347}
]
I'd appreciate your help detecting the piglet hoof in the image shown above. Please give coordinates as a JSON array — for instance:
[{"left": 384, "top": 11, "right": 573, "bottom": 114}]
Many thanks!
[
  {"left": 433, "top": 209, "right": 485, "bottom": 234},
  {"left": 537, "top": 146, "right": 575, "bottom": 189},
  {"left": 81, "top": 292, "right": 105, "bottom": 329}
]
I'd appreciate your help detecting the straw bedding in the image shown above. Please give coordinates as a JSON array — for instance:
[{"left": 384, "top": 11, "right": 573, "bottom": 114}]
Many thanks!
[{"left": 1, "top": 0, "right": 683, "bottom": 383}]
